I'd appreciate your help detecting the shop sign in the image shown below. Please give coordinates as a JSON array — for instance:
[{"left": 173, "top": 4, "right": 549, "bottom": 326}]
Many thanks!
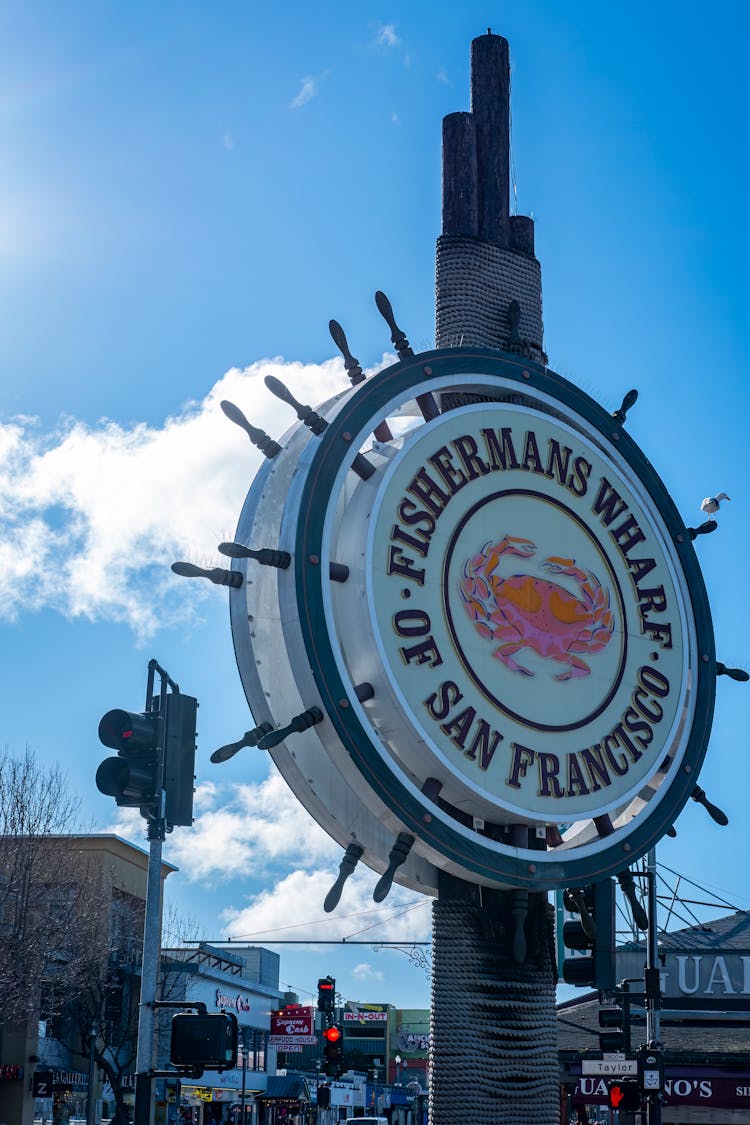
[
  {"left": 343, "top": 1011, "right": 388, "bottom": 1022},
  {"left": 618, "top": 950, "right": 750, "bottom": 998},
  {"left": 577, "top": 1074, "right": 750, "bottom": 1108},
  {"left": 398, "top": 1032, "right": 430, "bottom": 1051},
  {"left": 0, "top": 1064, "right": 24, "bottom": 1080},
  {"left": 215, "top": 989, "right": 251, "bottom": 1012},
  {"left": 271, "top": 1006, "right": 314, "bottom": 1039}
]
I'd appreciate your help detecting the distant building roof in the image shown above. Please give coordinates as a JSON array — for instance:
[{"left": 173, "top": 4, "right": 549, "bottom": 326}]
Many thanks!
[
  {"left": 557, "top": 995, "right": 750, "bottom": 1059},
  {"left": 618, "top": 910, "right": 750, "bottom": 953},
  {"left": 256, "top": 1076, "right": 311, "bottom": 1102}
]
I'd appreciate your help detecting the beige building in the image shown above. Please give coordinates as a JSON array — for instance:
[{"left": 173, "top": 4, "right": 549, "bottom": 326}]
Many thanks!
[{"left": 0, "top": 833, "right": 175, "bottom": 1125}]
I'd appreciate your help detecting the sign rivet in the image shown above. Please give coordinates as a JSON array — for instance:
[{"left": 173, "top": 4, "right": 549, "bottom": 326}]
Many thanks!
[
  {"left": 339, "top": 699, "right": 350, "bottom": 709},
  {"left": 612, "top": 432, "right": 620, "bottom": 441},
  {"left": 423, "top": 365, "right": 433, "bottom": 376},
  {"left": 423, "top": 813, "right": 432, "bottom": 823},
  {"left": 309, "top": 555, "right": 320, "bottom": 565},
  {"left": 684, "top": 764, "right": 692, "bottom": 774},
  {"left": 528, "top": 863, "right": 536, "bottom": 873},
  {"left": 522, "top": 370, "right": 530, "bottom": 380},
  {"left": 342, "top": 431, "right": 352, "bottom": 443},
  {"left": 622, "top": 842, "right": 631, "bottom": 852}
]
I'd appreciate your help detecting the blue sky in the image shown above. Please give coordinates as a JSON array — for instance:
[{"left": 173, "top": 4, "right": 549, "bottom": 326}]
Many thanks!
[{"left": 1, "top": 1, "right": 749, "bottom": 1011}]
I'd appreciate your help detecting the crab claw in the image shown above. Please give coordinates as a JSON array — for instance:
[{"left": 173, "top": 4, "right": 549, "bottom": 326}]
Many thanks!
[
  {"left": 501, "top": 536, "right": 536, "bottom": 557},
  {"left": 544, "top": 556, "right": 575, "bottom": 573}
]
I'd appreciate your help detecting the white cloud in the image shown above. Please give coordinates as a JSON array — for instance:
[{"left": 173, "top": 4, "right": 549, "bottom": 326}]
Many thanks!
[
  {"left": 104, "top": 771, "right": 341, "bottom": 881},
  {"left": 102, "top": 768, "right": 431, "bottom": 945},
  {"left": 0, "top": 355, "right": 358, "bottom": 637},
  {"left": 290, "top": 72, "right": 329, "bottom": 110},
  {"left": 373, "top": 24, "right": 400, "bottom": 49},
  {"left": 219, "top": 864, "right": 429, "bottom": 945},
  {"left": 352, "top": 961, "right": 384, "bottom": 982}
]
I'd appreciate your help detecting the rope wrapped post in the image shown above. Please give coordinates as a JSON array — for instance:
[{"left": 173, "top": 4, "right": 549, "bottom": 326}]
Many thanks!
[{"left": 429, "top": 31, "right": 557, "bottom": 1125}]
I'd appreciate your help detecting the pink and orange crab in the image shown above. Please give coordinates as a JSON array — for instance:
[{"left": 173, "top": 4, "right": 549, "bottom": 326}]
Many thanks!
[{"left": 460, "top": 534, "right": 615, "bottom": 680}]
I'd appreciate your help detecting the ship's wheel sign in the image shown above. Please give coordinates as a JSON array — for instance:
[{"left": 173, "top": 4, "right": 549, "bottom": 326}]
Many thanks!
[{"left": 219, "top": 341, "right": 717, "bottom": 894}]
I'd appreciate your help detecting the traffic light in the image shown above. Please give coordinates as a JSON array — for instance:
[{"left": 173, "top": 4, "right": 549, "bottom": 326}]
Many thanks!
[
  {"left": 318, "top": 976, "right": 336, "bottom": 1015},
  {"left": 317, "top": 1085, "right": 331, "bottom": 1109},
  {"left": 163, "top": 693, "right": 198, "bottom": 827},
  {"left": 96, "top": 708, "right": 160, "bottom": 814},
  {"left": 599, "top": 990, "right": 630, "bottom": 1052},
  {"left": 561, "top": 879, "right": 616, "bottom": 991},
  {"left": 170, "top": 1012, "right": 238, "bottom": 1071},
  {"left": 323, "top": 1025, "right": 344, "bottom": 1077},
  {"left": 607, "top": 1080, "right": 640, "bottom": 1112}
]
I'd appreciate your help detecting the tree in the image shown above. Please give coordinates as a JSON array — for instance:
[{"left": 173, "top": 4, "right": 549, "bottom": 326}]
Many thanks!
[
  {"left": 0, "top": 749, "right": 154, "bottom": 1125},
  {"left": 0, "top": 748, "right": 85, "bottom": 1023}
]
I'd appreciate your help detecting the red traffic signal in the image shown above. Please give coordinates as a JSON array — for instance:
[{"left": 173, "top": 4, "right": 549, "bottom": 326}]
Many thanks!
[
  {"left": 607, "top": 1081, "right": 640, "bottom": 1111},
  {"left": 96, "top": 708, "right": 160, "bottom": 811},
  {"left": 98, "top": 709, "right": 159, "bottom": 753},
  {"left": 318, "top": 976, "right": 336, "bottom": 1013},
  {"left": 323, "top": 1025, "right": 344, "bottom": 1077}
]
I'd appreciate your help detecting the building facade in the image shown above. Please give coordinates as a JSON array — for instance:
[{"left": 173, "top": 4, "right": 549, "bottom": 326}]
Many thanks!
[
  {"left": 0, "top": 834, "right": 175, "bottom": 1125},
  {"left": 158, "top": 943, "right": 282, "bottom": 1125},
  {"left": 558, "top": 910, "right": 750, "bottom": 1124}
]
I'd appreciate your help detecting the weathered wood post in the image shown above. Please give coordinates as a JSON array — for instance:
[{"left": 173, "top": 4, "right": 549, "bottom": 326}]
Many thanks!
[{"left": 429, "top": 32, "right": 557, "bottom": 1125}]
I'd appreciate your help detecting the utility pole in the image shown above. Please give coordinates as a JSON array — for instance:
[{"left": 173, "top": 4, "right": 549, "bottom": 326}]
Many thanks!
[
  {"left": 644, "top": 848, "right": 663, "bottom": 1125},
  {"left": 96, "top": 658, "right": 197, "bottom": 1125},
  {"left": 134, "top": 660, "right": 178, "bottom": 1125}
]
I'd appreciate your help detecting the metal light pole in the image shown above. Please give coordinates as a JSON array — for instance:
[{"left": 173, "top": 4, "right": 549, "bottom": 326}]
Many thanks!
[
  {"left": 86, "top": 1022, "right": 97, "bottom": 1125},
  {"left": 645, "top": 848, "right": 662, "bottom": 1125},
  {"left": 240, "top": 1027, "right": 249, "bottom": 1125},
  {"left": 134, "top": 661, "right": 179, "bottom": 1125},
  {"left": 394, "top": 1055, "right": 401, "bottom": 1087}
]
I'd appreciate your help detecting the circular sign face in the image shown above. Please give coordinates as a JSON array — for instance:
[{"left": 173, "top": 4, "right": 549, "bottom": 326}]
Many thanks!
[
  {"left": 229, "top": 348, "right": 715, "bottom": 891},
  {"left": 367, "top": 402, "right": 687, "bottom": 821}
]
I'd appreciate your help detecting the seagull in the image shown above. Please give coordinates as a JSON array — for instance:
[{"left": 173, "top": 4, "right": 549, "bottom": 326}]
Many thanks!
[{"left": 700, "top": 492, "right": 731, "bottom": 520}]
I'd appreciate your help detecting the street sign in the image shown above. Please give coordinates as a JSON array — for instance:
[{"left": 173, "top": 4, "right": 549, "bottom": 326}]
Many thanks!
[{"left": 582, "top": 1059, "right": 637, "bottom": 1076}]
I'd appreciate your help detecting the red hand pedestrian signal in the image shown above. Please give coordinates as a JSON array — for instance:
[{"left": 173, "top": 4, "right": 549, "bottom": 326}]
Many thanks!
[
  {"left": 609, "top": 1085, "right": 625, "bottom": 1108},
  {"left": 607, "top": 1081, "right": 640, "bottom": 1111}
]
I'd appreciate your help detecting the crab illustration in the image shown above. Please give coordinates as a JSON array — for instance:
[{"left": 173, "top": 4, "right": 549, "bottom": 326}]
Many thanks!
[{"left": 460, "top": 535, "right": 615, "bottom": 680}]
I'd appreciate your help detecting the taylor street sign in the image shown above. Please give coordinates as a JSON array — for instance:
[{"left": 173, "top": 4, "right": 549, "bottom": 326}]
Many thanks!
[{"left": 582, "top": 1059, "right": 637, "bottom": 1076}]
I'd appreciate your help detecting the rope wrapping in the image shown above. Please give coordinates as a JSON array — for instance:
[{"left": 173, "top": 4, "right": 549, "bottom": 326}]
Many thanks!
[
  {"left": 429, "top": 179, "right": 558, "bottom": 1123},
  {"left": 429, "top": 897, "right": 559, "bottom": 1125}
]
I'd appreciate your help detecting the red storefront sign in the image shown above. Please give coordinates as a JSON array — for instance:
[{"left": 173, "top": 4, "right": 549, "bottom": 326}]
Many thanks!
[
  {"left": 269, "top": 1005, "right": 316, "bottom": 1046},
  {"left": 576, "top": 1070, "right": 750, "bottom": 1110}
]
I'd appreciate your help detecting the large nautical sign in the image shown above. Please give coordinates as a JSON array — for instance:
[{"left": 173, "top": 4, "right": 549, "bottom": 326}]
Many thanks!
[{"left": 225, "top": 344, "right": 715, "bottom": 894}]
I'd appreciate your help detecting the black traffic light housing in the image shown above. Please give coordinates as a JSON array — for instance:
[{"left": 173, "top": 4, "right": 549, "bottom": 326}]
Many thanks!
[
  {"left": 561, "top": 879, "right": 616, "bottom": 991},
  {"left": 96, "top": 691, "right": 198, "bottom": 827},
  {"left": 163, "top": 692, "right": 197, "bottom": 827},
  {"left": 323, "top": 1025, "right": 344, "bottom": 1078},
  {"left": 96, "top": 709, "right": 160, "bottom": 813},
  {"left": 317, "top": 976, "right": 336, "bottom": 1014},
  {"left": 170, "top": 1012, "right": 238, "bottom": 1071},
  {"left": 317, "top": 1085, "right": 331, "bottom": 1109},
  {"left": 599, "top": 987, "right": 631, "bottom": 1053},
  {"left": 607, "top": 1080, "right": 641, "bottom": 1112}
]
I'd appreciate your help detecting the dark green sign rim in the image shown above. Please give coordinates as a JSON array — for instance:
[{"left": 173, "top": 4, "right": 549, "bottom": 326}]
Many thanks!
[{"left": 293, "top": 346, "right": 716, "bottom": 888}]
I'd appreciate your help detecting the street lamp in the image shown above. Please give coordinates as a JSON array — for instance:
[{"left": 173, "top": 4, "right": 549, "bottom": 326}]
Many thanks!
[{"left": 394, "top": 1054, "right": 402, "bottom": 1086}]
